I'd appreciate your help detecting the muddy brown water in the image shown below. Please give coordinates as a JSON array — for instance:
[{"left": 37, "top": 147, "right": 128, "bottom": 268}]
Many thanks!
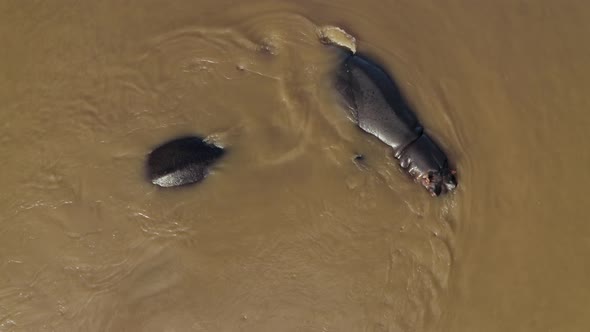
[{"left": 1, "top": 1, "right": 590, "bottom": 331}]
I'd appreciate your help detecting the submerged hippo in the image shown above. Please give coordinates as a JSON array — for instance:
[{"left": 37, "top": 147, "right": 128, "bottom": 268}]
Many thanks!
[
  {"left": 333, "top": 53, "right": 457, "bottom": 196},
  {"left": 146, "top": 136, "right": 224, "bottom": 188}
]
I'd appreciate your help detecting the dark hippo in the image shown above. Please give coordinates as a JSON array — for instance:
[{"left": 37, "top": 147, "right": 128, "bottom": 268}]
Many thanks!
[
  {"left": 146, "top": 136, "right": 224, "bottom": 188},
  {"left": 333, "top": 53, "right": 457, "bottom": 196}
]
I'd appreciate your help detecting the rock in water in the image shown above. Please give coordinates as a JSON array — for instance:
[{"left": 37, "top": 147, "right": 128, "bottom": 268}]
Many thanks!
[
  {"left": 146, "top": 136, "right": 225, "bottom": 188},
  {"left": 317, "top": 25, "right": 357, "bottom": 54}
]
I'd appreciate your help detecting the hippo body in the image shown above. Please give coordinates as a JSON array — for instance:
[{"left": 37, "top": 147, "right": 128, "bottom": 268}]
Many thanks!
[
  {"left": 335, "top": 55, "right": 423, "bottom": 156},
  {"left": 146, "top": 136, "right": 224, "bottom": 188},
  {"left": 333, "top": 53, "right": 457, "bottom": 196}
]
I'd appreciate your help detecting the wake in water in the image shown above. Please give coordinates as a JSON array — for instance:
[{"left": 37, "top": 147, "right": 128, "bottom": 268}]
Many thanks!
[{"left": 133, "top": 15, "right": 457, "bottom": 331}]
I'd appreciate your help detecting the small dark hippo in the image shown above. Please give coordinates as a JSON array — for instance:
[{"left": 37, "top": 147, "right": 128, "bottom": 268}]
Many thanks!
[
  {"left": 146, "top": 136, "right": 224, "bottom": 188},
  {"left": 333, "top": 53, "right": 457, "bottom": 196}
]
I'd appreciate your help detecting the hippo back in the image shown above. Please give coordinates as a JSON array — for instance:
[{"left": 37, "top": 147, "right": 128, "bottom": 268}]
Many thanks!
[{"left": 334, "top": 54, "right": 423, "bottom": 155}]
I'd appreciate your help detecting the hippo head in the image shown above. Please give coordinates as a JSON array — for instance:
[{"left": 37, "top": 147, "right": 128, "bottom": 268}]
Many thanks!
[
  {"left": 419, "top": 167, "right": 457, "bottom": 197},
  {"left": 397, "top": 134, "right": 458, "bottom": 197}
]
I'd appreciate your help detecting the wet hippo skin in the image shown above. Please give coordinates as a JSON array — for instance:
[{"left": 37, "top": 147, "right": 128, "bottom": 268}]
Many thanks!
[
  {"left": 334, "top": 53, "right": 457, "bottom": 196},
  {"left": 146, "top": 136, "right": 224, "bottom": 188}
]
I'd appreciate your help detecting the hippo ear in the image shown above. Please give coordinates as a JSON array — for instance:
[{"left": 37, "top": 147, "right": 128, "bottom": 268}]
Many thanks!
[{"left": 444, "top": 171, "right": 458, "bottom": 192}]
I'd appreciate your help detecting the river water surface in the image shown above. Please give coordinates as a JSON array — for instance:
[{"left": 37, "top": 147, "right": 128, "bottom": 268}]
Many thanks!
[{"left": 1, "top": 1, "right": 590, "bottom": 331}]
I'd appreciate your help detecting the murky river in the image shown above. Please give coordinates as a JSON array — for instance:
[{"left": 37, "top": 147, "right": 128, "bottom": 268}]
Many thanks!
[{"left": 1, "top": 1, "right": 590, "bottom": 331}]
